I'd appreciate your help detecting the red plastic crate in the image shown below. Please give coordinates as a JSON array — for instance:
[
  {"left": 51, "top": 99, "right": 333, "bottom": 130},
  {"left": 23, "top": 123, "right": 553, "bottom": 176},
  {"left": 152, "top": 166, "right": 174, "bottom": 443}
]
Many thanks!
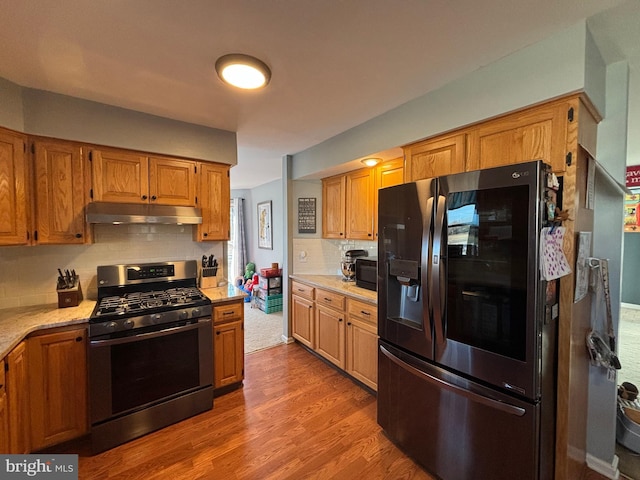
[{"left": 260, "top": 268, "right": 282, "bottom": 278}]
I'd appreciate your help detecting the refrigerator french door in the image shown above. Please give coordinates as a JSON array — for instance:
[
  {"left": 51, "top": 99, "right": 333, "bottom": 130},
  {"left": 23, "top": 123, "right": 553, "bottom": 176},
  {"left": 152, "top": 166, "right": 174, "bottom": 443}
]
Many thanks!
[{"left": 377, "top": 160, "right": 557, "bottom": 480}]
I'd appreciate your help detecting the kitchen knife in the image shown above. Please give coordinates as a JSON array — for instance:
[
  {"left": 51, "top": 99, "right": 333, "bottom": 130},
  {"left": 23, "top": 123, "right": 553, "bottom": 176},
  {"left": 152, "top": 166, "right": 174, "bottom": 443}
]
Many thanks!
[
  {"left": 208, "top": 254, "right": 214, "bottom": 268},
  {"left": 65, "top": 270, "right": 72, "bottom": 288},
  {"left": 71, "top": 269, "right": 77, "bottom": 286},
  {"left": 57, "top": 268, "right": 65, "bottom": 288},
  {"left": 202, "top": 255, "right": 208, "bottom": 269}
]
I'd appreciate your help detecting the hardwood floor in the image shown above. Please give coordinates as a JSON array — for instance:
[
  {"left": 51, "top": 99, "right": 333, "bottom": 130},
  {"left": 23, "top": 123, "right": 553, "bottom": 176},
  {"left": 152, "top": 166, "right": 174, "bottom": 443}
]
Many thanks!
[{"left": 69, "top": 343, "right": 434, "bottom": 479}]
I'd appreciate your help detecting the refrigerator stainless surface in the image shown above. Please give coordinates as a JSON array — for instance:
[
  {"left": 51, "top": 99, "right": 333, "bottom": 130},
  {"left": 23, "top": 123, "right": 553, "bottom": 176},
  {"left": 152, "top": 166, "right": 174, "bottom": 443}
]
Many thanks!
[{"left": 377, "top": 160, "right": 557, "bottom": 480}]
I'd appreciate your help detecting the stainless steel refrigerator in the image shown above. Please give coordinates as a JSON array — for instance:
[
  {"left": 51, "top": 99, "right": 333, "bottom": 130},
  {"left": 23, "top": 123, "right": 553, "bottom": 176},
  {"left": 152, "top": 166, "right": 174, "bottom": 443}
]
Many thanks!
[{"left": 377, "top": 160, "right": 558, "bottom": 480}]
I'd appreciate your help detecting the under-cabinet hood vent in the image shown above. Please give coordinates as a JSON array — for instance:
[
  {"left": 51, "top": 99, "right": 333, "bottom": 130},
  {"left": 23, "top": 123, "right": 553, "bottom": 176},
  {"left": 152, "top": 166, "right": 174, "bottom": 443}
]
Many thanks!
[{"left": 86, "top": 203, "right": 203, "bottom": 225}]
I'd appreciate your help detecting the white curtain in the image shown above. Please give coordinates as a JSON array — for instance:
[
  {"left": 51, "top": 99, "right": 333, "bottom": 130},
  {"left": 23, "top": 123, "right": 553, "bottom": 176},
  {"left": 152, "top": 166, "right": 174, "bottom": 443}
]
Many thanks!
[{"left": 229, "top": 197, "right": 247, "bottom": 283}]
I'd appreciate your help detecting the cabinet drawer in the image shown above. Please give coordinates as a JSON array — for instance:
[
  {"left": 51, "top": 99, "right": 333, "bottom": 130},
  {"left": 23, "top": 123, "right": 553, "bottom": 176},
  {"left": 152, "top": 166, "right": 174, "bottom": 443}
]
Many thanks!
[
  {"left": 0, "top": 358, "right": 4, "bottom": 392},
  {"left": 214, "top": 302, "right": 243, "bottom": 323},
  {"left": 348, "top": 299, "right": 377, "bottom": 326},
  {"left": 291, "top": 281, "right": 315, "bottom": 300},
  {"left": 316, "top": 288, "right": 345, "bottom": 311}
]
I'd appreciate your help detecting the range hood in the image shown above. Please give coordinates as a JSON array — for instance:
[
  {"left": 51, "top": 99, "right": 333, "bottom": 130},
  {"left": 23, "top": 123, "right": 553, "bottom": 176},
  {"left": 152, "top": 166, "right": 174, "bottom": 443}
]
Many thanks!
[{"left": 86, "top": 203, "right": 203, "bottom": 225}]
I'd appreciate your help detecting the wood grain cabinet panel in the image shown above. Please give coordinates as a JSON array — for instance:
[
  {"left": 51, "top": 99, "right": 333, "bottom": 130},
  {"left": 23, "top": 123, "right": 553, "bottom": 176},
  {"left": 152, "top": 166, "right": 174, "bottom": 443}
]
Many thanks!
[
  {"left": 0, "top": 129, "right": 28, "bottom": 246},
  {"left": 148, "top": 156, "right": 197, "bottom": 206},
  {"left": 7, "top": 341, "right": 30, "bottom": 454},
  {"left": 322, "top": 175, "right": 346, "bottom": 239},
  {"left": 33, "top": 139, "right": 86, "bottom": 244},
  {"left": 28, "top": 328, "right": 88, "bottom": 451},
  {"left": 90, "top": 148, "right": 149, "bottom": 203},
  {"left": 374, "top": 157, "right": 404, "bottom": 238},
  {"left": 292, "top": 294, "right": 315, "bottom": 349},
  {"left": 404, "top": 133, "right": 466, "bottom": 181},
  {"left": 0, "top": 359, "right": 9, "bottom": 453},
  {"left": 346, "top": 299, "right": 378, "bottom": 391},
  {"left": 315, "top": 288, "right": 346, "bottom": 369},
  {"left": 195, "top": 162, "right": 230, "bottom": 241},
  {"left": 467, "top": 100, "right": 569, "bottom": 173},
  {"left": 213, "top": 301, "right": 244, "bottom": 391},
  {"left": 345, "top": 168, "right": 375, "bottom": 240}
]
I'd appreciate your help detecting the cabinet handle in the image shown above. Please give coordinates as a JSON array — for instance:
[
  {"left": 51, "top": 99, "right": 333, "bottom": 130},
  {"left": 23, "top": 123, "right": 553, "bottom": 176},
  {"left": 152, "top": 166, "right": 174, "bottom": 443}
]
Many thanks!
[
  {"left": 203, "top": 232, "right": 208, "bottom": 237},
  {"left": 216, "top": 331, "right": 221, "bottom": 335},
  {"left": 142, "top": 195, "right": 148, "bottom": 200},
  {"left": 151, "top": 195, "right": 157, "bottom": 201},
  {"left": 324, "top": 297, "right": 332, "bottom": 302},
  {"left": 360, "top": 310, "right": 371, "bottom": 316},
  {"left": 339, "top": 318, "right": 343, "bottom": 322},
  {"left": 75, "top": 336, "right": 83, "bottom": 342},
  {"left": 347, "top": 322, "right": 352, "bottom": 326},
  {"left": 223, "top": 311, "right": 234, "bottom": 316},
  {"left": 75, "top": 233, "right": 82, "bottom": 238}
]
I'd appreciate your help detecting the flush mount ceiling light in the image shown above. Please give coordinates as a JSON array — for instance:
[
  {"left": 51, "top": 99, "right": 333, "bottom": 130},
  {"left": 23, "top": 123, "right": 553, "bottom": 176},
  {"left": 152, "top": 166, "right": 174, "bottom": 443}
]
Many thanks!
[
  {"left": 215, "top": 54, "right": 271, "bottom": 90},
  {"left": 361, "top": 158, "right": 380, "bottom": 167}
]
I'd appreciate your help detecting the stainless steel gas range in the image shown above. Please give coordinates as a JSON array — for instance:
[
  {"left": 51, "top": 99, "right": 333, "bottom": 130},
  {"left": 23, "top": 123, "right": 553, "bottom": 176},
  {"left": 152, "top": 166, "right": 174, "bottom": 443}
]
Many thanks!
[{"left": 88, "top": 260, "right": 213, "bottom": 453}]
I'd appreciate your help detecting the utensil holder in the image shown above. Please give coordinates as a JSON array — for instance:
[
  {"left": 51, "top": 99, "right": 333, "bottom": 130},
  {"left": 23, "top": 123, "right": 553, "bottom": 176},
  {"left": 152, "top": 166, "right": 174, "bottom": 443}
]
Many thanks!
[
  {"left": 57, "top": 278, "right": 83, "bottom": 308},
  {"left": 201, "top": 267, "right": 218, "bottom": 289}
]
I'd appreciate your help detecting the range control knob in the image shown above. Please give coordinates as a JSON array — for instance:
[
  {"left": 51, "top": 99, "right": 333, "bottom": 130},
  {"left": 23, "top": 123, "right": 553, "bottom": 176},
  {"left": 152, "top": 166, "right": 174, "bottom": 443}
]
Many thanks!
[
  {"left": 152, "top": 313, "right": 162, "bottom": 324},
  {"left": 191, "top": 308, "right": 201, "bottom": 318},
  {"left": 123, "top": 319, "right": 135, "bottom": 330},
  {"left": 105, "top": 322, "right": 117, "bottom": 332},
  {"left": 179, "top": 310, "right": 189, "bottom": 320}
]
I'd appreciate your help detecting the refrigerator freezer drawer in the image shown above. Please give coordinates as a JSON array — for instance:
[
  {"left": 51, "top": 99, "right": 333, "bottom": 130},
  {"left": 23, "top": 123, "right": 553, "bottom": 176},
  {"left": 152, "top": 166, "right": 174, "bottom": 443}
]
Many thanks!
[{"left": 378, "top": 341, "right": 552, "bottom": 480}]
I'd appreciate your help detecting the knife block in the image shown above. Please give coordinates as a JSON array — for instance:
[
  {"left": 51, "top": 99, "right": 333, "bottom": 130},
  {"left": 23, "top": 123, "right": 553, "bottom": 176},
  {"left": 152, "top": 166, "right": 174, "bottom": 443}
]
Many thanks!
[
  {"left": 57, "top": 279, "right": 83, "bottom": 308},
  {"left": 201, "top": 267, "right": 218, "bottom": 289}
]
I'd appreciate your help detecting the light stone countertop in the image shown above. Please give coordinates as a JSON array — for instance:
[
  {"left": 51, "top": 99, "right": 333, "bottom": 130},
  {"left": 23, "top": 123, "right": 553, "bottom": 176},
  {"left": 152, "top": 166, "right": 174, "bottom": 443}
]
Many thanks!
[
  {"left": 0, "top": 284, "right": 247, "bottom": 360},
  {"left": 289, "top": 274, "right": 377, "bottom": 305}
]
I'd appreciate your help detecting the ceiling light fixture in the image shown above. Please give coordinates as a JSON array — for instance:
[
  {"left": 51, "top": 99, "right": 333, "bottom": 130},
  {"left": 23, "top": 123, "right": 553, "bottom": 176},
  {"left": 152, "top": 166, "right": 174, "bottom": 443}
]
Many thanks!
[
  {"left": 215, "top": 54, "right": 271, "bottom": 90},
  {"left": 361, "top": 158, "right": 380, "bottom": 167}
]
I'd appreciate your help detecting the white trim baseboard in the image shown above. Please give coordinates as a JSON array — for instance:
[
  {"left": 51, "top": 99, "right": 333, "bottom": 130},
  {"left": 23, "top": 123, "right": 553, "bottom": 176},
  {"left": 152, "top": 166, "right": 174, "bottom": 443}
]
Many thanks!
[
  {"left": 621, "top": 303, "right": 640, "bottom": 310},
  {"left": 586, "top": 453, "right": 620, "bottom": 480}
]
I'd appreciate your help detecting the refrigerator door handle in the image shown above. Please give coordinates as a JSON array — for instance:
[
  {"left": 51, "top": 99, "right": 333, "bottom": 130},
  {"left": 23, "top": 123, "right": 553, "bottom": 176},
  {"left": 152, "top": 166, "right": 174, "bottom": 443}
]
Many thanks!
[
  {"left": 432, "top": 194, "right": 446, "bottom": 347},
  {"left": 422, "top": 195, "right": 434, "bottom": 344},
  {"left": 380, "top": 345, "right": 526, "bottom": 417}
]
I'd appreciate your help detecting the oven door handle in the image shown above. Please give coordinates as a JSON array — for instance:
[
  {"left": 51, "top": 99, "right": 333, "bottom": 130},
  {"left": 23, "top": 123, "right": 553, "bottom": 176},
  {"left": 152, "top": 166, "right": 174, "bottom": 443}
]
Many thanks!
[{"left": 90, "top": 319, "right": 210, "bottom": 347}]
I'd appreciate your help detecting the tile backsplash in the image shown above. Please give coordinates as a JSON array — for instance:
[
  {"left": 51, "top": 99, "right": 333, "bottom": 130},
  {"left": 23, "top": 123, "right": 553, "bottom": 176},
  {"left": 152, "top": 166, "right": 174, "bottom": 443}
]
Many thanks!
[
  {"left": 292, "top": 238, "right": 377, "bottom": 275},
  {"left": 0, "top": 224, "right": 223, "bottom": 308}
]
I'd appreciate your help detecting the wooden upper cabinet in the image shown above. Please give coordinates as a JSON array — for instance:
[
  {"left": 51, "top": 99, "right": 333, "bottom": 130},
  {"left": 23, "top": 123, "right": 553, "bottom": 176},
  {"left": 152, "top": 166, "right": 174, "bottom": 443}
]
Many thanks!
[
  {"left": 467, "top": 100, "right": 569, "bottom": 173},
  {"left": 91, "top": 149, "right": 149, "bottom": 203},
  {"left": 322, "top": 175, "right": 346, "bottom": 239},
  {"left": 148, "top": 156, "right": 197, "bottom": 206},
  {"left": 404, "top": 133, "right": 466, "bottom": 181},
  {"left": 374, "top": 157, "right": 404, "bottom": 238},
  {"left": 0, "top": 130, "right": 28, "bottom": 246},
  {"left": 33, "top": 139, "right": 86, "bottom": 244},
  {"left": 195, "top": 162, "right": 230, "bottom": 241},
  {"left": 345, "top": 168, "right": 375, "bottom": 240}
]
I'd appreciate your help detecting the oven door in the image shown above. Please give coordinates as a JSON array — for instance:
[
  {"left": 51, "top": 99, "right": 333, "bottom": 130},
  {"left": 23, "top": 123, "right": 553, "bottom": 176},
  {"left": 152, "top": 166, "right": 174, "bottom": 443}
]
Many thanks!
[{"left": 90, "top": 318, "right": 213, "bottom": 425}]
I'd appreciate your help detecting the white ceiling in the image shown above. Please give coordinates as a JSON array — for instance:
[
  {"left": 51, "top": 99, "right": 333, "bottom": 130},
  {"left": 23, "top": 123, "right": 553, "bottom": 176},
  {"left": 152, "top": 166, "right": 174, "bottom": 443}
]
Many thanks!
[{"left": 0, "top": 0, "right": 637, "bottom": 189}]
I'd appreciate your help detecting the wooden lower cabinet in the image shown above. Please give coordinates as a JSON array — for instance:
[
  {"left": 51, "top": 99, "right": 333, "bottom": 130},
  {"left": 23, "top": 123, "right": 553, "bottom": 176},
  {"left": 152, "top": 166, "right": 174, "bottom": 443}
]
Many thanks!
[
  {"left": 6, "top": 341, "right": 30, "bottom": 454},
  {"left": 28, "top": 327, "right": 88, "bottom": 451},
  {"left": 0, "top": 359, "right": 9, "bottom": 453},
  {"left": 291, "top": 279, "right": 378, "bottom": 391},
  {"left": 213, "top": 301, "right": 244, "bottom": 391},
  {"left": 315, "top": 304, "right": 345, "bottom": 369}
]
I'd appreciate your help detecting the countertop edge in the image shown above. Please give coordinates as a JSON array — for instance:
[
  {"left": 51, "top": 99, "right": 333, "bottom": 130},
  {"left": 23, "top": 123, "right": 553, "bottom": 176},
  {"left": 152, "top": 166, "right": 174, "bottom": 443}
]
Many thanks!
[
  {"left": 289, "top": 274, "right": 377, "bottom": 305},
  {"left": 0, "top": 285, "right": 247, "bottom": 360}
]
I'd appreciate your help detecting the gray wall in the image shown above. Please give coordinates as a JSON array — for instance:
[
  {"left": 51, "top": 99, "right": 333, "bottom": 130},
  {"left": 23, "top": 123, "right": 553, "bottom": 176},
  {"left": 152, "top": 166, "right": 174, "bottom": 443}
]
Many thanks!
[
  {"left": 3, "top": 85, "right": 237, "bottom": 165},
  {"left": 291, "top": 21, "right": 591, "bottom": 180}
]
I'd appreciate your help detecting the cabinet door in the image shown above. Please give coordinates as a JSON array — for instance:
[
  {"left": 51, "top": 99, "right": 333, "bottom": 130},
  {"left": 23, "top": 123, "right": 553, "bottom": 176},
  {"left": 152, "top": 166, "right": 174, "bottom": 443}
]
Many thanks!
[
  {"left": 91, "top": 149, "right": 149, "bottom": 203},
  {"left": 467, "top": 101, "right": 568, "bottom": 172},
  {"left": 214, "top": 320, "right": 244, "bottom": 388},
  {"left": 345, "top": 168, "right": 375, "bottom": 240},
  {"left": 196, "top": 162, "right": 230, "bottom": 241},
  {"left": 404, "top": 133, "right": 466, "bottom": 181},
  {"left": 315, "top": 304, "right": 345, "bottom": 369},
  {"left": 292, "top": 295, "right": 315, "bottom": 349},
  {"left": 33, "top": 140, "right": 86, "bottom": 244},
  {"left": 374, "top": 157, "right": 404, "bottom": 238},
  {"left": 0, "top": 359, "right": 9, "bottom": 453},
  {"left": 28, "top": 328, "right": 88, "bottom": 451},
  {"left": 346, "top": 318, "right": 378, "bottom": 391},
  {"left": 149, "top": 156, "right": 197, "bottom": 206},
  {"left": 7, "top": 341, "right": 30, "bottom": 454},
  {"left": 0, "top": 130, "right": 28, "bottom": 246},
  {"left": 322, "top": 175, "right": 346, "bottom": 239}
]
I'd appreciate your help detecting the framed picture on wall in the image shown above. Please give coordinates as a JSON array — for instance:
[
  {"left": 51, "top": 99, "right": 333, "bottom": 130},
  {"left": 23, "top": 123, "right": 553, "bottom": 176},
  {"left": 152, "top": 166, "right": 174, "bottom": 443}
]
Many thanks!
[{"left": 258, "top": 201, "right": 273, "bottom": 249}]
